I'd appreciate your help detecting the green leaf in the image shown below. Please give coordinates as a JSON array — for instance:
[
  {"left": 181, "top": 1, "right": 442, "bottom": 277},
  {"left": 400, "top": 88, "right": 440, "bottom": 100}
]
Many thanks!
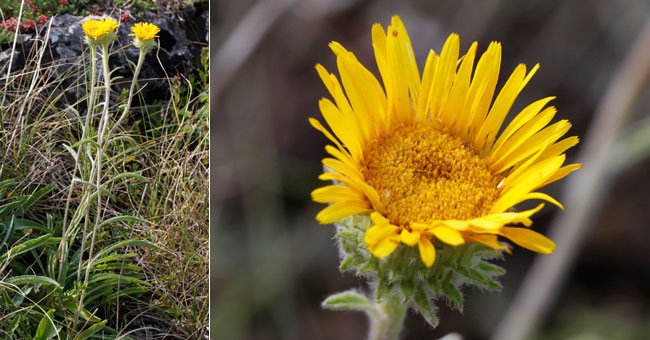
[
  {"left": 339, "top": 254, "right": 364, "bottom": 271},
  {"left": 357, "top": 259, "right": 379, "bottom": 275},
  {"left": 0, "top": 198, "right": 26, "bottom": 220},
  {"left": 477, "top": 262, "right": 506, "bottom": 276},
  {"left": 426, "top": 277, "right": 442, "bottom": 296},
  {"left": 11, "top": 218, "right": 49, "bottom": 233},
  {"left": 62, "top": 300, "right": 101, "bottom": 322},
  {"left": 62, "top": 143, "right": 78, "bottom": 162},
  {"left": 102, "top": 172, "right": 145, "bottom": 188},
  {"left": 322, "top": 290, "right": 372, "bottom": 312},
  {"left": 375, "top": 276, "right": 392, "bottom": 301},
  {"left": 11, "top": 286, "right": 32, "bottom": 306},
  {"left": 0, "top": 179, "right": 15, "bottom": 192},
  {"left": 98, "top": 215, "right": 148, "bottom": 229},
  {"left": 336, "top": 231, "right": 358, "bottom": 243},
  {"left": 413, "top": 289, "right": 438, "bottom": 327},
  {"left": 91, "top": 239, "right": 158, "bottom": 264},
  {"left": 1, "top": 234, "right": 52, "bottom": 261},
  {"left": 5, "top": 275, "right": 61, "bottom": 288},
  {"left": 19, "top": 185, "right": 53, "bottom": 214},
  {"left": 74, "top": 180, "right": 116, "bottom": 202},
  {"left": 74, "top": 319, "right": 107, "bottom": 339},
  {"left": 1, "top": 215, "right": 16, "bottom": 252},
  {"left": 399, "top": 280, "right": 414, "bottom": 301},
  {"left": 483, "top": 275, "right": 502, "bottom": 291},
  {"left": 442, "top": 281, "right": 463, "bottom": 311},
  {"left": 33, "top": 309, "right": 57, "bottom": 340},
  {"left": 458, "top": 266, "right": 487, "bottom": 284}
]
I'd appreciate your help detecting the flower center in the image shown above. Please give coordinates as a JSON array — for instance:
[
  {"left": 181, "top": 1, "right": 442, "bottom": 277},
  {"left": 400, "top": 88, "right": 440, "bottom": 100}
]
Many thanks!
[{"left": 362, "top": 121, "right": 502, "bottom": 226}]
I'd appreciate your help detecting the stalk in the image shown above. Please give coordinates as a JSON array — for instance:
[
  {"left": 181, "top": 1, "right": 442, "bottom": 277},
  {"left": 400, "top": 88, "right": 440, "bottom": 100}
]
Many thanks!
[
  {"left": 368, "top": 292, "right": 408, "bottom": 340},
  {"left": 74, "top": 42, "right": 112, "bottom": 327},
  {"left": 58, "top": 44, "right": 98, "bottom": 282}
]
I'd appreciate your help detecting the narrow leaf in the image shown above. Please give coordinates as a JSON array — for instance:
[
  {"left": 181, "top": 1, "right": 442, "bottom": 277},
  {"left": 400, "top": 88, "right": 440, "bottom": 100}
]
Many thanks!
[
  {"left": 322, "top": 290, "right": 372, "bottom": 311},
  {"left": 5, "top": 275, "right": 61, "bottom": 288},
  {"left": 442, "top": 282, "right": 463, "bottom": 311},
  {"left": 399, "top": 280, "right": 414, "bottom": 301},
  {"left": 33, "top": 310, "right": 57, "bottom": 340},
  {"left": 74, "top": 320, "right": 107, "bottom": 339},
  {"left": 375, "top": 276, "right": 392, "bottom": 301},
  {"left": 1, "top": 234, "right": 52, "bottom": 261},
  {"left": 413, "top": 289, "right": 438, "bottom": 327},
  {"left": 339, "top": 254, "right": 364, "bottom": 271}
]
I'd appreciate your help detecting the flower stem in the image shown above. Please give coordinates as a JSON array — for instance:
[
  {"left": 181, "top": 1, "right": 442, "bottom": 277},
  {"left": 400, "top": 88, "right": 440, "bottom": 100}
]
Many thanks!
[
  {"left": 58, "top": 44, "right": 97, "bottom": 283},
  {"left": 74, "top": 41, "right": 112, "bottom": 329},
  {"left": 368, "top": 291, "right": 408, "bottom": 340}
]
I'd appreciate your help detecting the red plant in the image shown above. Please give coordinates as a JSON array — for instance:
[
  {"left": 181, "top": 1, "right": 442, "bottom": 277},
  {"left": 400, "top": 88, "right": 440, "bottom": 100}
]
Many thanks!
[{"left": 0, "top": 18, "right": 19, "bottom": 32}]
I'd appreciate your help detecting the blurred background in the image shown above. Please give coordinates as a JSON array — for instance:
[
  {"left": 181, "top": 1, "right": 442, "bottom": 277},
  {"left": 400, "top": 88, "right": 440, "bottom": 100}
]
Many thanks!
[{"left": 211, "top": 0, "right": 650, "bottom": 339}]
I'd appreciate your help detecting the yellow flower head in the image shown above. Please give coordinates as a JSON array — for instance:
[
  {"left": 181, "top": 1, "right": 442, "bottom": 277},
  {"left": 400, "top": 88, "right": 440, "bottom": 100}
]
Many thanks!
[
  {"left": 82, "top": 18, "right": 119, "bottom": 40},
  {"left": 130, "top": 22, "right": 160, "bottom": 41},
  {"left": 311, "top": 16, "right": 581, "bottom": 267}
]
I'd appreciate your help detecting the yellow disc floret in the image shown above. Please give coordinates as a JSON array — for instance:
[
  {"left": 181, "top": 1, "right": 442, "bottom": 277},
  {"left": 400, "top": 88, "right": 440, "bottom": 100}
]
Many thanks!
[{"left": 363, "top": 122, "right": 502, "bottom": 226}]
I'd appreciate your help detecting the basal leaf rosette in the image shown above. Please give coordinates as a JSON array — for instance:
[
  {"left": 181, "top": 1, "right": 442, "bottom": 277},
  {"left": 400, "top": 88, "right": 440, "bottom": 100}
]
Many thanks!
[{"left": 311, "top": 16, "right": 580, "bottom": 271}]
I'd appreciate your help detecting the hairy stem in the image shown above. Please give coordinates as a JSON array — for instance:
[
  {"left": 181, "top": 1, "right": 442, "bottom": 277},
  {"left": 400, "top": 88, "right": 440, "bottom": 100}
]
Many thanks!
[
  {"left": 368, "top": 290, "right": 407, "bottom": 340},
  {"left": 59, "top": 44, "right": 97, "bottom": 283},
  {"left": 75, "top": 42, "right": 112, "bottom": 328}
]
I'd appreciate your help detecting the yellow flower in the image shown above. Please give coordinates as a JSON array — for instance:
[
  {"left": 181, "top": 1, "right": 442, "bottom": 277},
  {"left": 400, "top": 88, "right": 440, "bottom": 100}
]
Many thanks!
[
  {"left": 82, "top": 18, "right": 119, "bottom": 40},
  {"left": 311, "top": 16, "right": 580, "bottom": 268},
  {"left": 130, "top": 22, "right": 160, "bottom": 41}
]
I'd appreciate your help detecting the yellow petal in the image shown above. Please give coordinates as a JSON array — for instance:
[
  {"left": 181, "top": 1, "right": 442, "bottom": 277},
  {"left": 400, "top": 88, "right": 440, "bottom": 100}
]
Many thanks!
[
  {"left": 493, "top": 120, "right": 571, "bottom": 173},
  {"left": 492, "top": 155, "right": 564, "bottom": 213},
  {"left": 490, "top": 106, "right": 557, "bottom": 169},
  {"left": 499, "top": 227, "right": 556, "bottom": 254},
  {"left": 365, "top": 223, "right": 399, "bottom": 246},
  {"left": 464, "top": 233, "right": 510, "bottom": 252},
  {"left": 471, "top": 204, "right": 544, "bottom": 231},
  {"left": 540, "top": 163, "right": 581, "bottom": 188},
  {"left": 319, "top": 98, "right": 364, "bottom": 163},
  {"left": 410, "top": 222, "right": 431, "bottom": 232},
  {"left": 427, "top": 33, "right": 459, "bottom": 120},
  {"left": 416, "top": 50, "right": 438, "bottom": 119},
  {"left": 311, "top": 185, "right": 364, "bottom": 203},
  {"left": 508, "top": 192, "right": 564, "bottom": 210},
  {"left": 315, "top": 64, "right": 355, "bottom": 119},
  {"left": 537, "top": 136, "right": 579, "bottom": 163},
  {"left": 322, "top": 158, "right": 363, "bottom": 180},
  {"left": 418, "top": 237, "right": 436, "bottom": 267},
  {"left": 400, "top": 229, "right": 420, "bottom": 246},
  {"left": 369, "top": 233, "right": 400, "bottom": 258},
  {"left": 442, "top": 42, "right": 477, "bottom": 130},
  {"left": 466, "top": 42, "right": 501, "bottom": 141},
  {"left": 324, "top": 145, "right": 358, "bottom": 172},
  {"left": 316, "top": 200, "right": 370, "bottom": 224},
  {"left": 474, "top": 63, "right": 527, "bottom": 151},
  {"left": 317, "top": 172, "right": 383, "bottom": 211},
  {"left": 431, "top": 226, "right": 465, "bottom": 246},
  {"left": 385, "top": 22, "right": 412, "bottom": 122},
  {"left": 440, "top": 219, "right": 470, "bottom": 231},
  {"left": 490, "top": 97, "right": 556, "bottom": 157},
  {"left": 370, "top": 211, "right": 390, "bottom": 225}
]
